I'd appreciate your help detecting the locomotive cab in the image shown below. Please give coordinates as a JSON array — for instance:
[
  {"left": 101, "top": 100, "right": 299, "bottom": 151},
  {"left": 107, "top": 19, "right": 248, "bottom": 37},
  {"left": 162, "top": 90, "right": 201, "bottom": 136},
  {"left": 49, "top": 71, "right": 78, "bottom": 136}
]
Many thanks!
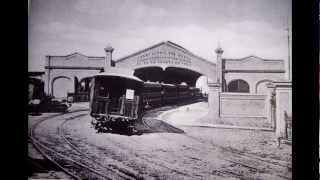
[{"left": 89, "top": 69, "right": 144, "bottom": 134}]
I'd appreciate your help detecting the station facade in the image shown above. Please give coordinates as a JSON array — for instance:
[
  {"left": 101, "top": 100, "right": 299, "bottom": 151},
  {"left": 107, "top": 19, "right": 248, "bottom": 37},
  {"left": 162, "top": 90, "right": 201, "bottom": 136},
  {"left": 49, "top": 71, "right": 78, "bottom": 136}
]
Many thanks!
[
  {"left": 43, "top": 40, "right": 291, "bottom": 139},
  {"left": 44, "top": 41, "right": 285, "bottom": 98}
]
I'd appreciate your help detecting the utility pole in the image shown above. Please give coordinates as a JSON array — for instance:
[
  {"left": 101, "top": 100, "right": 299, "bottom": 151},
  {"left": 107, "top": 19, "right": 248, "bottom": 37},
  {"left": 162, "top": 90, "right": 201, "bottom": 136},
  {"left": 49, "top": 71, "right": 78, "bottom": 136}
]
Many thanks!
[
  {"left": 287, "top": 2, "right": 291, "bottom": 81},
  {"left": 286, "top": 26, "right": 291, "bottom": 81}
]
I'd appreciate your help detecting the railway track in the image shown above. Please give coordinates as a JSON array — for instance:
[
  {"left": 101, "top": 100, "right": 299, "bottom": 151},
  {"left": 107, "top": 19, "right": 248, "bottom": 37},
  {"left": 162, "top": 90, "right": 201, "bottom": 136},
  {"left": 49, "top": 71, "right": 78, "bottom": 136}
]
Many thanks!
[
  {"left": 141, "top": 107, "right": 291, "bottom": 180},
  {"left": 157, "top": 131, "right": 291, "bottom": 179},
  {"left": 29, "top": 102, "right": 291, "bottom": 179},
  {"left": 29, "top": 109, "right": 141, "bottom": 180},
  {"left": 28, "top": 104, "right": 183, "bottom": 180}
]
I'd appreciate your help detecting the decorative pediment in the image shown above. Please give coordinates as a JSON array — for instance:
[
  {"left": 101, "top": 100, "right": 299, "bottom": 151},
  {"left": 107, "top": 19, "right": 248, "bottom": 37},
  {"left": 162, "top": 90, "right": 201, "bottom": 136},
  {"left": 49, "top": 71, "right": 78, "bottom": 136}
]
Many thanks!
[
  {"left": 47, "top": 52, "right": 105, "bottom": 68},
  {"left": 224, "top": 55, "right": 284, "bottom": 71},
  {"left": 116, "top": 41, "right": 212, "bottom": 65},
  {"left": 65, "top": 52, "right": 88, "bottom": 61},
  {"left": 115, "top": 41, "right": 216, "bottom": 80}
]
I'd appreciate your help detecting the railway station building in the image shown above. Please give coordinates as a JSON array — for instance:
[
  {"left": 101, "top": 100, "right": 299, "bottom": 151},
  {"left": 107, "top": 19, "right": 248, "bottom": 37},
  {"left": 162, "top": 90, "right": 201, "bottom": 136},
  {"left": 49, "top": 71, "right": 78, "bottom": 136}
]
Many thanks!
[
  {"left": 43, "top": 41, "right": 291, "bottom": 137},
  {"left": 44, "top": 41, "right": 285, "bottom": 98}
]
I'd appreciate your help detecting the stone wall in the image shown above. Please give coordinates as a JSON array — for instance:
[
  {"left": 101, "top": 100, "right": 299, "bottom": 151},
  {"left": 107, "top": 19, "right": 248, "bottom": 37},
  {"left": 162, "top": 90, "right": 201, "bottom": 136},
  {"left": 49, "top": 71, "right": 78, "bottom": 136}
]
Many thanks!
[
  {"left": 224, "top": 72, "right": 284, "bottom": 94},
  {"left": 222, "top": 55, "right": 285, "bottom": 94},
  {"left": 219, "top": 93, "right": 267, "bottom": 118},
  {"left": 44, "top": 53, "right": 104, "bottom": 97}
]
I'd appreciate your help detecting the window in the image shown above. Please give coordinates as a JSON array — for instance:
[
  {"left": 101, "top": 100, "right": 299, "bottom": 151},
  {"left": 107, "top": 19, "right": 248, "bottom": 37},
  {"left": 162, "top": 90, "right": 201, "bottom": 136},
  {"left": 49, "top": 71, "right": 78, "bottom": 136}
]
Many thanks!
[{"left": 228, "top": 79, "right": 249, "bottom": 93}]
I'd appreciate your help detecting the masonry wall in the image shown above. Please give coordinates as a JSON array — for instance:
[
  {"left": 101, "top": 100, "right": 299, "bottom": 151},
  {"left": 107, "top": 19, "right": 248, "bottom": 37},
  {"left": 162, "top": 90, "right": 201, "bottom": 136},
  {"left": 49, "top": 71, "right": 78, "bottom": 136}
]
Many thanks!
[
  {"left": 224, "top": 72, "right": 284, "bottom": 94},
  {"left": 44, "top": 53, "right": 104, "bottom": 96},
  {"left": 219, "top": 93, "right": 267, "bottom": 117}
]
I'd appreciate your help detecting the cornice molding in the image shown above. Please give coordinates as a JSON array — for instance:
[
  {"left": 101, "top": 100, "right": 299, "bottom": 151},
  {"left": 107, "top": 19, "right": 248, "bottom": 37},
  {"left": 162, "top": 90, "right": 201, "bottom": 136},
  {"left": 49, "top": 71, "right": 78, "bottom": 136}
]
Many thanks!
[
  {"left": 223, "top": 69, "right": 285, "bottom": 73},
  {"left": 223, "top": 55, "right": 284, "bottom": 62},
  {"left": 45, "top": 66, "right": 103, "bottom": 70}
]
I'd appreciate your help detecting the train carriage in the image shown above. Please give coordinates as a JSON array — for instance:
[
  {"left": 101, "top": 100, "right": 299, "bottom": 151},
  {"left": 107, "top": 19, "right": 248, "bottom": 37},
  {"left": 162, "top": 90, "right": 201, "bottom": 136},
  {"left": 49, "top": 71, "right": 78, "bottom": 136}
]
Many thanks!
[
  {"left": 161, "top": 83, "right": 177, "bottom": 105},
  {"left": 142, "top": 82, "right": 162, "bottom": 107},
  {"left": 189, "top": 87, "right": 201, "bottom": 100},
  {"left": 90, "top": 69, "right": 144, "bottom": 134},
  {"left": 89, "top": 67, "right": 206, "bottom": 134},
  {"left": 177, "top": 84, "right": 189, "bottom": 101}
]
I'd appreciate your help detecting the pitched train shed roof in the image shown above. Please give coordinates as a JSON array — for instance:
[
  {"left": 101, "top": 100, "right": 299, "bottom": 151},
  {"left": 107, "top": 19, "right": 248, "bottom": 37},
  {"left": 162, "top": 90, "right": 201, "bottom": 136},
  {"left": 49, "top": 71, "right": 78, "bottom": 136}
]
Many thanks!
[{"left": 115, "top": 41, "right": 215, "bottom": 66}]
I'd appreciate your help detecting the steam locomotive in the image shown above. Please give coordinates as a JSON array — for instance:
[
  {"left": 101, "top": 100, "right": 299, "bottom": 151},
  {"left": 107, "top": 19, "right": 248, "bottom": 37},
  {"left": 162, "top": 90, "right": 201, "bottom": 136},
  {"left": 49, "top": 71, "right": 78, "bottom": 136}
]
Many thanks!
[{"left": 89, "top": 68, "right": 202, "bottom": 134}]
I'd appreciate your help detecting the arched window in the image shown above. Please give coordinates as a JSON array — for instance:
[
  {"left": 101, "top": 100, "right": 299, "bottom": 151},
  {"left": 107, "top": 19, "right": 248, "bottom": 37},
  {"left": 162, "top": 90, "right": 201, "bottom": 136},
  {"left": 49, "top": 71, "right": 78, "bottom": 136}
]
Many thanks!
[{"left": 227, "top": 79, "right": 250, "bottom": 93}]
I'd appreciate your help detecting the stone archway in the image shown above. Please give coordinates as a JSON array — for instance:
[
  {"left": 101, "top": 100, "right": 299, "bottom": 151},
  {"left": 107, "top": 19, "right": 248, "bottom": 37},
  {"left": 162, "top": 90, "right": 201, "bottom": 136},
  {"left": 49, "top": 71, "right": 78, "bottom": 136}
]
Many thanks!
[
  {"left": 115, "top": 41, "right": 217, "bottom": 84},
  {"left": 51, "top": 76, "right": 72, "bottom": 98},
  {"left": 134, "top": 66, "right": 202, "bottom": 86},
  {"left": 227, "top": 79, "right": 250, "bottom": 93},
  {"left": 79, "top": 77, "right": 93, "bottom": 93},
  {"left": 255, "top": 79, "right": 272, "bottom": 94}
]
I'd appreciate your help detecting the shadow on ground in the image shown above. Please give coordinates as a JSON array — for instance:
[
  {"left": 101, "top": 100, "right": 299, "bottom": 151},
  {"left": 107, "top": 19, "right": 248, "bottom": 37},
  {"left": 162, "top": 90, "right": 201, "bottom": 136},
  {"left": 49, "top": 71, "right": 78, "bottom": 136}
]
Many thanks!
[
  {"left": 94, "top": 118, "right": 184, "bottom": 136},
  {"left": 28, "top": 157, "right": 61, "bottom": 176},
  {"left": 136, "top": 118, "right": 185, "bottom": 134}
]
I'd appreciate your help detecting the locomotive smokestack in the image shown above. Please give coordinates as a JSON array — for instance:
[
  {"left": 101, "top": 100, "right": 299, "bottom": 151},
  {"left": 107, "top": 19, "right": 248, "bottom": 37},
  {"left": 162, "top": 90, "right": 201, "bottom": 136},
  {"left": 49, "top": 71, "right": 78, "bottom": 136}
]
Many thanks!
[{"left": 104, "top": 45, "right": 114, "bottom": 71}]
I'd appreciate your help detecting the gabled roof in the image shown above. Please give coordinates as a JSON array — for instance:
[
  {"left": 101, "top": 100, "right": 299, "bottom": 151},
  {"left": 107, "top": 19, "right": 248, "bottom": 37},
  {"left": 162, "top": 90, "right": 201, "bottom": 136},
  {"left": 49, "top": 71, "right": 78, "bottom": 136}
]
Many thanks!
[{"left": 116, "top": 41, "right": 215, "bottom": 65}]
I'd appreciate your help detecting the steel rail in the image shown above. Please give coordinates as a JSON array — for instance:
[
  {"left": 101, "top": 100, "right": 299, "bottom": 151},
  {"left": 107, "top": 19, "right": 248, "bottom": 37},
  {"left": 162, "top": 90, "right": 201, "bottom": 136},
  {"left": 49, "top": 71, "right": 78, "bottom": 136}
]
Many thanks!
[
  {"left": 29, "top": 109, "right": 116, "bottom": 180},
  {"left": 59, "top": 114, "right": 139, "bottom": 180}
]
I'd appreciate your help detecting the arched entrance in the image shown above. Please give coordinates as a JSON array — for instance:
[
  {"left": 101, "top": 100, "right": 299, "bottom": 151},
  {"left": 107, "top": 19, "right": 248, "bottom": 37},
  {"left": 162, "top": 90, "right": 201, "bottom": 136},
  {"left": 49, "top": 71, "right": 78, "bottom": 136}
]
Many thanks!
[
  {"left": 227, "top": 79, "right": 250, "bottom": 93},
  {"left": 51, "top": 76, "right": 73, "bottom": 98},
  {"left": 79, "top": 77, "right": 92, "bottom": 93},
  {"left": 134, "top": 67, "right": 163, "bottom": 82},
  {"left": 134, "top": 66, "right": 202, "bottom": 87},
  {"left": 195, "top": 75, "right": 209, "bottom": 94},
  {"left": 255, "top": 79, "right": 272, "bottom": 94},
  {"left": 115, "top": 41, "right": 217, "bottom": 86}
]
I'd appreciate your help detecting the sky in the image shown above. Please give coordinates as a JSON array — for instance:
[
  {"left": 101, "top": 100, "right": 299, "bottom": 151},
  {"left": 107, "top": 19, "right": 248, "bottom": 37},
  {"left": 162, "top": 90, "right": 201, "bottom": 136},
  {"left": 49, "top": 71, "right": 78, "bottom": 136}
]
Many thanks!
[{"left": 28, "top": 0, "right": 291, "bottom": 72}]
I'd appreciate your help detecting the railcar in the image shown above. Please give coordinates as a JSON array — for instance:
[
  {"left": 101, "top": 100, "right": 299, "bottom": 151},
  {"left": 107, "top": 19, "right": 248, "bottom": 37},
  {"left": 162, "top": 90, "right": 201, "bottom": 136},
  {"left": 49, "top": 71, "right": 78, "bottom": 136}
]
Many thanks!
[
  {"left": 189, "top": 87, "right": 201, "bottom": 100},
  {"left": 89, "top": 69, "right": 144, "bottom": 134},
  {"left": 177, "top": 84, "right": 190, "bottom": 101},
  {"left": 161, "top": 83, "right": 177, "bottom": 105},
  {"left": 89, "top": 68, "right": 206, "bottom": 134},
  {"left": 142, "top": 81, "right": 163, "bottom": 107}
]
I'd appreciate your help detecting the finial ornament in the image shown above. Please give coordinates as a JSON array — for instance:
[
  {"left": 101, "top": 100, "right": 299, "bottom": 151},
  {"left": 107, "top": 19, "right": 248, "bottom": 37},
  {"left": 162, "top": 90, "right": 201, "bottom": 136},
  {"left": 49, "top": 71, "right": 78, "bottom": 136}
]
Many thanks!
[
  {"left": 215, "top": 41, "right": 224, "bottom": 54},
  {"left": 104, "top": 44, "right": 114, "bottom": 52},
  {"left": 215, "top": 47, "right": 224, "bottom": 54}
]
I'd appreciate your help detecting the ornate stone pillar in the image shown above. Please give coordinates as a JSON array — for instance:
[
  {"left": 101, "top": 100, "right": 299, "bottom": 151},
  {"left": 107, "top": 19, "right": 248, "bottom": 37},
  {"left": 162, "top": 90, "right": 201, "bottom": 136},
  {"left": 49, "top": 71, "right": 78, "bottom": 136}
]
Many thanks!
[
  {"left": 104, "top": 46, "right": 114, "bottom": 71},
  {"left": 207, "top": 82, "right": 221, "bottom": 123}
]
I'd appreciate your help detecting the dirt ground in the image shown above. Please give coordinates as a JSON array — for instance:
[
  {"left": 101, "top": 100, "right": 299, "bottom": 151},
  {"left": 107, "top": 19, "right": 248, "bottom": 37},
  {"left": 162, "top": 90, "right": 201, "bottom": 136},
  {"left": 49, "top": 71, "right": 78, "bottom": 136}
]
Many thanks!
[
  {"left": 28, "top": 102, "right": 291, "bottom": 179},
  {"left": 62, "top": 106, "right": 291, "bottom": 179}
]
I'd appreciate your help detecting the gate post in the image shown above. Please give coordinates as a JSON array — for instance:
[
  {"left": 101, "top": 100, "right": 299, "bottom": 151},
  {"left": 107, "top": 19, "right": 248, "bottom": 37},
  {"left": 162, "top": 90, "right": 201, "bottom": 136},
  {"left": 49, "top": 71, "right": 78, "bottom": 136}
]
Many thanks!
[
  {"left": 273, "top": 81, "right": 292, "bottom": 139},
  {"left": 207, "top": 82, "right": 221, "bottom": 123},
  {"left": 266, "top": 82, "right": 276, "bottom": 129}
]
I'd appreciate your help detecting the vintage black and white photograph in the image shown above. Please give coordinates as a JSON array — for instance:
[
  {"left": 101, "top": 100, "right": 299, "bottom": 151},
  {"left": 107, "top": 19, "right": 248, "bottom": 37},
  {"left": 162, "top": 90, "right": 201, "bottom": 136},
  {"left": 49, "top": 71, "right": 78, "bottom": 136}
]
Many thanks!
[{"left": 28, "top": 0, "right": 292, "bottom": 179}]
